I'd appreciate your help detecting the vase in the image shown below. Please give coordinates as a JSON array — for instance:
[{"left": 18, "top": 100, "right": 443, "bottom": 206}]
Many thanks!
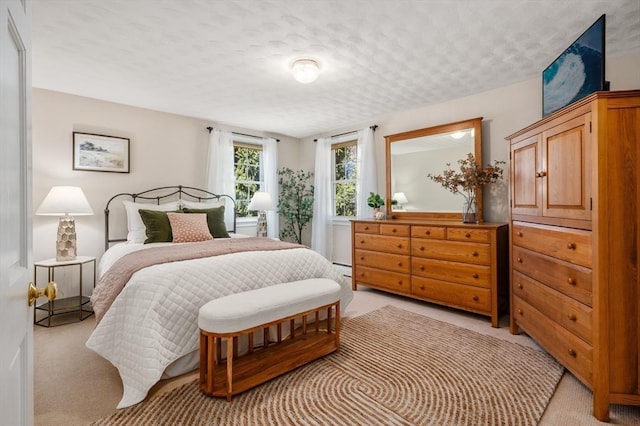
[
  {"left": 373, "top": 208, "right": 385, "bottom": 220},
  {"left": 462, "top": 200, "right": 478, "bottom": 223}
]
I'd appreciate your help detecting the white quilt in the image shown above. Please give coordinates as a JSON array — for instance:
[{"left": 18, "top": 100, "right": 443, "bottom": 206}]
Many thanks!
[{"left": 86, "top": 245, "right": 353, "bottom": 408}]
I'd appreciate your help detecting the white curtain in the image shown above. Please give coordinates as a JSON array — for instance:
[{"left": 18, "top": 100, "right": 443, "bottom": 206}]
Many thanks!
[
  {"left": 356, "top": 127, "right": 378, "bottom": 218},
  {"left": 311, "top": 137, "right": 333, "bottom": 258},
  {"left": 205, "top": 129, "right": 235, "bottom": 229},
  {"left": 262, "top": 137, "right": 279, "bottom": 239}
]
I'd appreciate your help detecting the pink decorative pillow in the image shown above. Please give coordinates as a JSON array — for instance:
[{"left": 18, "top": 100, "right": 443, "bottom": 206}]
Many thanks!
[{"left": 166, "top": 212, "right": 213, "bottom": 243}]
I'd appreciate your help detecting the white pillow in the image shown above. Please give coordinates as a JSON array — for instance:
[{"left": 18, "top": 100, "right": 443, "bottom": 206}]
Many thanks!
[
  {"left": 123, "top": 200, "right": 180, "bottom": 243},
  {"left": 180, "top": 199, "right": 225, "bottom": 209}
]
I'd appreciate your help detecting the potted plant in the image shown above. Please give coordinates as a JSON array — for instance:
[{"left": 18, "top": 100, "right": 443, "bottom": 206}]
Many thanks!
[
  {"left": 427, "top": 153, "right": 505, "bottom": 223},
  {"left": 367, "top": 192, "right": 385, "bottom": 219},
  {"left": 277, "top": 167, "right": 314, "bottom": 245}
]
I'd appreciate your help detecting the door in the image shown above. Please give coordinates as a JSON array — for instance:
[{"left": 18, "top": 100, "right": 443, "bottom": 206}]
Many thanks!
[
  {"left": 511, "top": 134, "right": 542, "bottom": 218},
  {"left": 0, "top": 0, "right": 33, "bottom": 424}
]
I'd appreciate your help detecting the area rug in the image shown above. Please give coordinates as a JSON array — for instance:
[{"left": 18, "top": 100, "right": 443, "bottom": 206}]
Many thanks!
[{"left": 89, "top": 305, "right": 563, "bottom": 425}]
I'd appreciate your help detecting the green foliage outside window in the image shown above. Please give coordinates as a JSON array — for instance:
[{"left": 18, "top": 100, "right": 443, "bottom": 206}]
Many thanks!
[
  {"left": 234, "top": 145, "right": 261, "bottom": 217},
  {"left": 333, "top": 144, "right": 357, "bottom": 217},
  {"left": 277, "top": 168, "right": 314, "bottom": 245}
]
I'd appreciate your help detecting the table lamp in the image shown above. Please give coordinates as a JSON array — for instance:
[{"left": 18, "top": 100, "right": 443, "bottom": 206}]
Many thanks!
[
  {"left": 392, "top": 192, "right": 409, "bottom": 211},
  {"left": 36, "top": 186, "right": 94, "bottom": 261},
  {"left": 247, "top": 191, "right": 275, "bottom": 237}
]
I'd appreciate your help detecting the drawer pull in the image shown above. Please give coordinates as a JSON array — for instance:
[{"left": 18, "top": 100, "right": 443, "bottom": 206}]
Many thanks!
[
  {"left": 360, "top": 256, "right": 365, "bottom": 261},
  {"left": 425, "top": 230, "right": 431, "bottom": 235},
  {"left": 419, "top": 265, "right": 425, "bottom": 271},
  {"left": 392, "top": 228, "right": 397, "bottom": 233},
  {"left": 568, "top": 313, "right": 577, "bottom": 321},
  {"left": 397, "top": 244, "right": 403, "bottom": 249},
  {"left": 360, "top": 273, "right": 365, "bottom": 277},
  {"left": 517, "top": 283, "right": 523, "bottom": 289},
  {"left": 465, "top": 232, "right": 471, "bottom": 238},
  {"left": 419, "top": 246, "right": 425, "bottom": 251},
  {"left": 360, "top": 240, "right": 365, "bottom": 244},
  {"left": 472, "top": 273, "right": 479, "bottom": 279},
  {"left": 364, "top": 226, "right": 369, "bottom": 230},
  {"left": 397, "top": 262, "right": 403, "bottom": 267},
  {"left": 518, "top": 309, "right": 524, "bottom": 316},
  {"left": 516, "top": 231, "right": 523, "bottom": 237},
  {"left": 397, "top": 280, "right": 403, "bottom": 286},
  {"left": 516, "top": 257, "right": 522, "bottom": 263},
  {"left": 471, "top": 251, "right": 478, "bottom": 257},
  {"left": 567, "top": 277, "right": 576, "bottom": 285},
  {"left": 472, "top": 295, "right": 479, "bottom": 301},
  {"left": 567, "top": 242, "right": 576, "bottom": 250},
  {"left": 419, "top": 285, "right": 425, "bottom": 290},
  {"left": 536, "top": 171, "right": 547, "bottom": 177},
  {"left": 568, "top": 349, "right": 577, "bottom": 358}
]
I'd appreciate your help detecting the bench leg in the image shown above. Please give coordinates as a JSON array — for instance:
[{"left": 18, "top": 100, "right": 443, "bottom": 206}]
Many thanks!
[{"left": 226, "top": 336, "right": 233, "bottom": 401}]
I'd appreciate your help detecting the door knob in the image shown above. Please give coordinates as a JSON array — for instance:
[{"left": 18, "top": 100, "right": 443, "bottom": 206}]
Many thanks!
[{"left": 28, "top": 282, "right": 58, "bottom": 306}]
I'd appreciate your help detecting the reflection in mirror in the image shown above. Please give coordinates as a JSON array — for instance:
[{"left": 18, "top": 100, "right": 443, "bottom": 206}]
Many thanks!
[{"left": 385, "top": 117, "right": 482, "bottom": 220}]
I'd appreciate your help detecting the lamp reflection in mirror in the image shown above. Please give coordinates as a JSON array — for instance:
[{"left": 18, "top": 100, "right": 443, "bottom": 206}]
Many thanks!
[
  {"left": 247, "top": 192, "right": 275, "bottom": 237},
  {"left": 392, "top": 192, "right": 409, "bottom": 211},
  {"left": 36, "top": 186, "right": 94, "bottom": 261},
  {"left": 290, "top": 59, "right": 321, "bottom": 83}
]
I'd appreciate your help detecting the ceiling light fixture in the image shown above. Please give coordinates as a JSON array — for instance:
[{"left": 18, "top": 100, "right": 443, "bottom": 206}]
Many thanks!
[
  {"left": 291, "top": 59, "right": 321, "bottom": 84},
  {"left": 450, "top": 131, "right": 466, "bottom": 139}
]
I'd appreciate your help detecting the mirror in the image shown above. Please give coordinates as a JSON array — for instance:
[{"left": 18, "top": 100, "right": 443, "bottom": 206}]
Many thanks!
[{"left": 385, "top": 117, "right": 483, "bottom": 220}]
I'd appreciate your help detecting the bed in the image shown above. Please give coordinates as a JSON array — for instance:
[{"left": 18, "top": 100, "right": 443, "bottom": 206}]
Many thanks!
[{"left": 85, "top": 185, "right": 353, "bottom": 408}]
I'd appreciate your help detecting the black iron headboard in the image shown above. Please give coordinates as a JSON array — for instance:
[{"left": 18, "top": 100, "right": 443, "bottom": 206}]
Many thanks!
[{"left": 104, "top": 185, "right": 236, "bottom": 250}]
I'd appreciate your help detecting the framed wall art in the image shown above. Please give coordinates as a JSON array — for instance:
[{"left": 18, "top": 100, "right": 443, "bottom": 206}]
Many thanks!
[{"left": 73, "top": 132, "right": 130, "bottom": 173}]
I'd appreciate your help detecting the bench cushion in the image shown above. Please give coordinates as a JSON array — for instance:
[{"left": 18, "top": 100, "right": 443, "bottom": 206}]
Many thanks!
[{"left": 198, "top": 278, "right": 341, "bottom": 333}]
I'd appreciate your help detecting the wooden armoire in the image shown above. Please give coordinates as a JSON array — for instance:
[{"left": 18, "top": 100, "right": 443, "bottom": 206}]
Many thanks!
[{"left": 506, "top": 90, "right": 640, "bottom": 421}]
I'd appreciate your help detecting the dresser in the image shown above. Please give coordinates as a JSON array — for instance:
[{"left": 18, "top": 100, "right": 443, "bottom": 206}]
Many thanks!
[
  {"left": 506, "top": 90, "right": 640, "bottom": 421},
  {"left": 351, "top": 219, "right": 508, "bottom": 327}
]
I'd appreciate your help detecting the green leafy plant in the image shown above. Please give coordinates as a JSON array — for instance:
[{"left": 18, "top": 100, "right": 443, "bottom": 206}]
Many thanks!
[
  {"left": 277, "top": 167, "right": 314, "bottom": 245},
  {"left": 427, "top": 153, "right": 505, "bottom": 206},
  {"left": 367, "top": 192, "right": 385, "bottom": 209}
]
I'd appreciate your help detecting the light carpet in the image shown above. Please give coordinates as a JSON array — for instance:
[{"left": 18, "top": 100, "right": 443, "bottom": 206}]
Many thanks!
[{"left": 88, "top": 305, "right": 563, "bottom": 425}]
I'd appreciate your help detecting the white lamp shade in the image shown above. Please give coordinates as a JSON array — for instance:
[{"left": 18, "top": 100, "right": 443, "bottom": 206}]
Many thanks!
[
  {"left": 393, "top": 192, "right": 409, "bottom": 205},
  {"left": 247, "top": 192, "right": 275, "bottom": 211},
  {"left": 291, "top": 59, "right": 320, "bottom": 84},
  {"left": 36, "top": 186, "right": 94, "bottom": 216}
]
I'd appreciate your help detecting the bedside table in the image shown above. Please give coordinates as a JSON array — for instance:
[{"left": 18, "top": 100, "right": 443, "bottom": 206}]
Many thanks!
[{"left": 33, "top": 256, "right": 96, "bottom": 327}]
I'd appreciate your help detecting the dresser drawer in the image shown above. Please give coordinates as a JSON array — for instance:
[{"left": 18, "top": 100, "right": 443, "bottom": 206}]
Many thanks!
[
  {"left": 411, "top": 226, "right": 446, "bottom": 239},
  {"left": 412, "top": 239, "right": 490, "bottom": 265},
  {"left": 354, "top": 266, "right": 410, "bottom": 294},
  {"left": 355, "top": 249, "right": 410, "bottom": 273},
  {"left": 412, "top": 257, "right": 491, "bottom": 288},
  {"left": 353, "top": 222, "right": 379, "bottom": 234},
  {"left": 513, "top": 271, "right": 592, "bottom": 344},
  {"left": 512, "top": 221, "right": 592, "bottom": 268},
  {"left": 413, "top": 276, "right": 491, "bottom": 313},
  {"left": 354, "top": 234, "right": 410, "bottom": 255},
  {"left": 513, "top": 296, "right": 592, "bottom": 386},
  {"left": 380, "top": 224, "right": 410, "bottom": 237},
  {"left": 447, "top": 227, "right": 491, "bottom": 243},
  {"left": 512, "top": 245, "right": 592, "bottom": 306}
]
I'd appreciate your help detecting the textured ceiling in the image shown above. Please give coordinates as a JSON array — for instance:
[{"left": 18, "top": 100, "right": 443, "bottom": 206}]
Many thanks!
[{"left": 32, "top": 0, "right": 640, "bottom": 138}]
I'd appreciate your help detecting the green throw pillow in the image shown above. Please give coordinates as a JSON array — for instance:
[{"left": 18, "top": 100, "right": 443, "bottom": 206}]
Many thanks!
[
  {"left": 182, "top": 206, "right": 230, "bottom": 238},
  {"left": 139, "top": 209, "right": 176, "bottom": 243}
]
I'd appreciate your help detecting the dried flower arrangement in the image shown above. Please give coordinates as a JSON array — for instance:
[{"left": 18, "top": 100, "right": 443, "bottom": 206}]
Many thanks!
[{"left": 427, "top": 153, "right": 505, "bottom": 221}]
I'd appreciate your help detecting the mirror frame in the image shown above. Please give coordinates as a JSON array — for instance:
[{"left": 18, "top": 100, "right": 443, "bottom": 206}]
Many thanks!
[{"left": 385, "top": 117, "right": 483, "bottom": 221}]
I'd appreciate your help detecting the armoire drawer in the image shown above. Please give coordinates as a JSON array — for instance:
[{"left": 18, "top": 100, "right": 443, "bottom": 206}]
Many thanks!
[
  {"left": 412, "top": 257, "right": 491, "bottom": 288},
  {"left": 512, "top": 221, "right": 592, "bottom": 268},
  {"left": 513, "top": 271, "right": 592, "bottom": 344},
  {"left": 412, "top": 276, "right": 491, "bottom": 313},
  {"left": 411, "top": 225, "right": 446, "bottom": 239},
  {"left": 513, "top": 296, "right": 593, "bottom": 386},
  {"left": 412, "top": 239, "right": 490, "bottom": 265},
  {"left": 354, "top": 234, "right": 410, "bottom": 255},
  {"left": 512, "top": 245, "right": 592, "bottom": 306},
  {"left": 353, "top": 222, "right": 379, "bottom": 234},
  {"left": 354, "top": 249, "right": 410, "bottom": 273},
  {"left": 354, "top": 266, "right": 410, "bottom": 294},
  {"left": 447, "top": 227, "right": 491, "bottom": 243}
]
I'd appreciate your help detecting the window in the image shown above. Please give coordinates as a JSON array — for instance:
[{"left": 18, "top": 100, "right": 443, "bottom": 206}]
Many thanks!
[
  {"left": 332, "top": 140, "right": 358, "bottom": 217},
  {"left": 234, "top": 142, "right": 263, "bottom": 218}
]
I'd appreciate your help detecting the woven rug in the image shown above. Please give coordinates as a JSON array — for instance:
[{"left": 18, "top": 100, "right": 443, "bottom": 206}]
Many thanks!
[{"left": 89, "top": 305, "right": 563, "bottom": 426}]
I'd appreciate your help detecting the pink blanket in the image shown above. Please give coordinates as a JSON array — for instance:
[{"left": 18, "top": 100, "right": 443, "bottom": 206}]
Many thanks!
[{"left": 91, "top": 238, "right": 303, "bottom": 322}]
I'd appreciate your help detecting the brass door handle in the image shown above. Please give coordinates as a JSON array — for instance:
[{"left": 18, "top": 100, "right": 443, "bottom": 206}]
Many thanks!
[{"left": 28, "top": 281, "right": 57, "bottom": 306}]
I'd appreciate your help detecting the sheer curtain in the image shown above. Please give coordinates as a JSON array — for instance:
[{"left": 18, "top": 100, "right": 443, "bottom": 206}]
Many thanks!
[
  {"left": 311, "top": 137, "right": 333, "bottom": 258},
  {"left": 262, "top": 137, "right": 279, "bottom": 239},
  {"left": 205, "top": 129, "right": 235, "bottom": 229},
  {"left": 356, "top": 127, "right": 378, "bottom": 218}
]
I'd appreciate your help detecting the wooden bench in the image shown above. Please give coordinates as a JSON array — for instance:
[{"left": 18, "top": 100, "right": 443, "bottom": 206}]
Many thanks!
[{"left": 198, "top": 278, "right": 341, "bottom": 401}]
